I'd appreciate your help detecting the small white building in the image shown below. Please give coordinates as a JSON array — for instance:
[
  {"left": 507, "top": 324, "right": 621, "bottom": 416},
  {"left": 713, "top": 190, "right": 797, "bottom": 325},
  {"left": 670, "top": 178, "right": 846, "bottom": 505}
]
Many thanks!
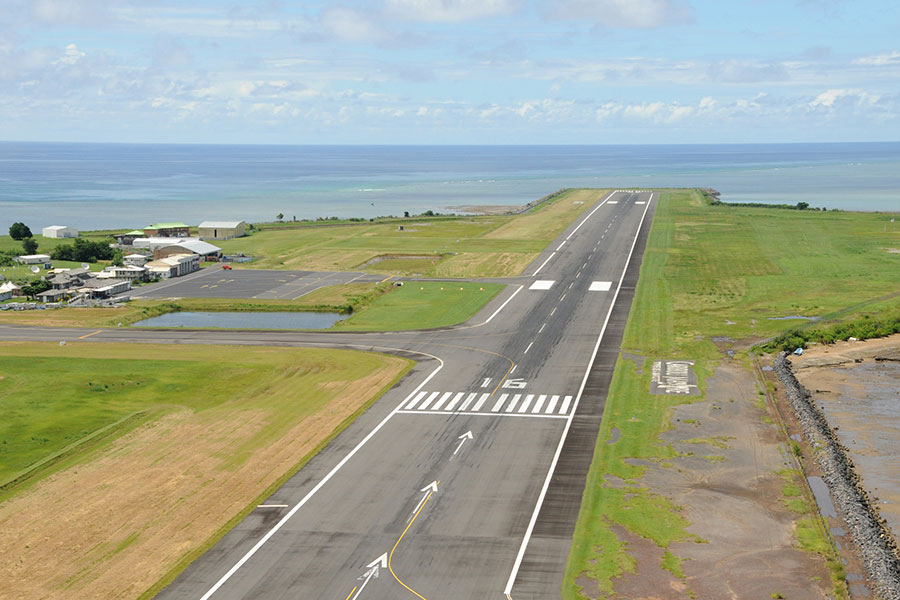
[
  {"left": 124, "top": 254, "right": 147, "bottom": 267},
  {"left": 0, "top": 281, "right": 21, "bottom": 298},
  {"left": 42, "top": 225, "right": 79, "bottom": 239},
  {"left": 81, "top": 278, "right": 131, "bottom": 298},
  {"left": 145, "top": 253, "right": 199, "bottom": 279},
  {"left": 14, "top": 254, "right": 52, "bottom": 265},
  {"left": 198, "top": 221, "right": 246, "bottom": 240},
  {"left": 101, "top": 265, "right": 148, "bottom": 281}
]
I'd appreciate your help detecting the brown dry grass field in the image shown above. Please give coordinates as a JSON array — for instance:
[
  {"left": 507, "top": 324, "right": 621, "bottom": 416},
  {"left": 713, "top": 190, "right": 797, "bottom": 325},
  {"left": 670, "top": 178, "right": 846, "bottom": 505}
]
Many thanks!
[{"left": 0, "top": 342, "right": 412, "bottom": 599}]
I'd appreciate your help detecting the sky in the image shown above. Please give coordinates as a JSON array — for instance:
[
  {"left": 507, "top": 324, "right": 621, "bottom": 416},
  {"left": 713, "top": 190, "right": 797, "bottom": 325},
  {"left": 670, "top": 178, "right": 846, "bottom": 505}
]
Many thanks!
[{"left": 1, "top": 0, "right": 899, "bottom": 144}]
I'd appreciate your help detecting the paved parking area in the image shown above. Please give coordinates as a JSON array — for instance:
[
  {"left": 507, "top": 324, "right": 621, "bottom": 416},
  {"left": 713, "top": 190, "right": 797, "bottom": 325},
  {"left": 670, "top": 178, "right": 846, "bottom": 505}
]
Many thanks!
[{"left": 131, "top": 268, "right": 384, "bottom": 300}]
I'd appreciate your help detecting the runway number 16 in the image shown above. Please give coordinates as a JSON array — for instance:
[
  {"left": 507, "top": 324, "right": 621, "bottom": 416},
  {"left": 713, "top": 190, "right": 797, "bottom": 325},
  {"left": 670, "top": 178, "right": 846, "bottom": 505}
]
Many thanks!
[{"left": 502, "top": 378, "right": 527, "bottom": 389}]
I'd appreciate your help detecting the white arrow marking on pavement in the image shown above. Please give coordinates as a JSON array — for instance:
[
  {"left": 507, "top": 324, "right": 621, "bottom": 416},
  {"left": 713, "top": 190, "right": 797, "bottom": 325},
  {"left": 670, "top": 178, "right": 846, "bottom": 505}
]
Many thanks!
[
  {"left": 350, "top": 553, "right": 388, "bottom": 600},
  {"left": 408, "top": 481, "right": 439, "bottom": 523},
  {"left": 452, "top": 431, "right": 474, "bottom": 458}
]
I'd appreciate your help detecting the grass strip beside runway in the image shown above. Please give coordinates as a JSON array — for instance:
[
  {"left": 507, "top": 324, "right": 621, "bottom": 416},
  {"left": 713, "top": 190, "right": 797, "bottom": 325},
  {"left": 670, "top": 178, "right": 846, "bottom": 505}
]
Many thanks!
[
  {"left": 335, "top": 281, "right": 504, "bottom": 330},
  {"left": 0, "top": 341, "right": 412, "bottom": 599},
  {"left": 565, "top": 189, "right": 899, "bottom": 598},
  {"left": 215, "top": 189, "right": 606, "bottom": 276}
]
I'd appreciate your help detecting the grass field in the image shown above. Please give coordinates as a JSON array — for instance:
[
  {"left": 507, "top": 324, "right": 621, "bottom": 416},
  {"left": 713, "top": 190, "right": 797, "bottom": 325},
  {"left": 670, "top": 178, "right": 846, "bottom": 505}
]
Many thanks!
[
  {"left": 564, "top": 189, "right": 899, "bottom": 598},
  {"left": 0, "top": 342, "right": 411, "bottom": 598},
  {"left": 215, "top": 189, "right": 606, "bottom": 277},
  {"left": 0, "top": 280, "right": 502, "bottom": 331},
  {"left": 336, "top": 281, "right": 504, "bottom": 330}
]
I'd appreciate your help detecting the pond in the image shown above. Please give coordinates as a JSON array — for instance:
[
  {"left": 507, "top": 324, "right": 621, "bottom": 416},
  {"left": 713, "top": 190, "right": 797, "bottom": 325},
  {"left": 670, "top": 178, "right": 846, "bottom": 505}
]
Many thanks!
[{"left": 133, "top": 311, "right": 348, "bottom": 330}]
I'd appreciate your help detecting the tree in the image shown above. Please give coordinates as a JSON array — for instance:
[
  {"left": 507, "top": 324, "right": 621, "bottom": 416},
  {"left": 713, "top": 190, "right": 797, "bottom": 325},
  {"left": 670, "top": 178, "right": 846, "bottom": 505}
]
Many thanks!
[
  {"left": 21, "top": 279, "right": 50, "bottom": 300},
  {"left": 796, "top": 202, "right": 809, "bottom": 210},
  {"left": 50, "top": 238, "right": 114, "bottom": 263},
  {"left": 22, "top": 237, "right": 38, "bottom": 254},
  {"left": 404, "top": 211, "right": 410, "bottom": 218},
  {"left": 112, "top": 248, "right": 124, "bottom": 266},
  {"left": 276, "top": 213, "right": 284, "bottom": 221},
  {"left": 9, "top": 222, "right": 32, "bottom": 240}
]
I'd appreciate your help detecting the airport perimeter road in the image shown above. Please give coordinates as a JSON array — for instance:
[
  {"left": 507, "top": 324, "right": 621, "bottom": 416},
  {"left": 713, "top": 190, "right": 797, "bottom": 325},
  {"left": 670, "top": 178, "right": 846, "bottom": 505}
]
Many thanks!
[{"left": 0, "top": 190, "right": 656, "bottom": 599}]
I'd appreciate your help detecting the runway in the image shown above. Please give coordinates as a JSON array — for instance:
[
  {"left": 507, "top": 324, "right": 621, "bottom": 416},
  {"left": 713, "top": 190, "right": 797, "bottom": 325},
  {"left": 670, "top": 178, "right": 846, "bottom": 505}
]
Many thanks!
[{"left": 0, "top": 190, "right": 656, "bottom": 599}]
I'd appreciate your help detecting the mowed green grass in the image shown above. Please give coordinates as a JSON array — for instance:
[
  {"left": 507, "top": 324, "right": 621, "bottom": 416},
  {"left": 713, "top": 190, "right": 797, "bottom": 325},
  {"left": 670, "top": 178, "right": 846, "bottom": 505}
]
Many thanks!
[
  {"left": 0, "top": 342, "right": 410, "bottom": 497},
  {"left": 564, "top": 190, "right": 900, "bottom": 598},
  {"left": 216, "top": 189, "right": 605, "bottom": 277},
  {"left": 336, "top": 281, "right": 504, "bottom": 330}
]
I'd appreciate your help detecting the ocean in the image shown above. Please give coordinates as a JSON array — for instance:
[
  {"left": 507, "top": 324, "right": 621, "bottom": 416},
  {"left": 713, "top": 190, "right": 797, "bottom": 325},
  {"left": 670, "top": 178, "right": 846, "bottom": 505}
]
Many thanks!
[{"left": 1, "top": 142, "right": 898, "bottom": 232}]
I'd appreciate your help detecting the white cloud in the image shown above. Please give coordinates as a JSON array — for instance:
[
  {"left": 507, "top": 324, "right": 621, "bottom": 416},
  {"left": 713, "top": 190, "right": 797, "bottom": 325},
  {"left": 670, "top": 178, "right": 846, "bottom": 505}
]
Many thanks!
[
  {"left": 30, "top": 0, "right": 115, "bottom": 26},
  {"left": 322, "top": 8, "right": 391, "bottom": 43},
  {"left": 55, "top": 43, "right": 86, "bottom": 65},
  {"left": 552, "top": 0, "right": 693, "bottom": 28},
  {"left": 386, "top": 0, "right": 520, "bottom": 23},
  {"left": 853, "top": 51, "right": 900, "bottom": 66}
]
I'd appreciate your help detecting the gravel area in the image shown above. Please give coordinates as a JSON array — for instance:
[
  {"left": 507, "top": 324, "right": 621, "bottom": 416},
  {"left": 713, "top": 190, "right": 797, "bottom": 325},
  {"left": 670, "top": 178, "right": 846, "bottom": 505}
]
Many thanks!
[{"left": 776, "top": 353, "right": 900, "bottom": 600}]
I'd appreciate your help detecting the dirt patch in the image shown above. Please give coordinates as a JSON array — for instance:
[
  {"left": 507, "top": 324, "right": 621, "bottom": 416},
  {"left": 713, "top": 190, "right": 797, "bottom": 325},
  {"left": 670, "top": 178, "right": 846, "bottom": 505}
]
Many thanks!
[
  {"left": 621, "top": 361, "right": 831, "bottom": 599},
  {"left": 0, "top": 360, "right": 408, "bottom": 599},
  {"left": 445, "top": 204, "right": 518, "bottom": 215}
]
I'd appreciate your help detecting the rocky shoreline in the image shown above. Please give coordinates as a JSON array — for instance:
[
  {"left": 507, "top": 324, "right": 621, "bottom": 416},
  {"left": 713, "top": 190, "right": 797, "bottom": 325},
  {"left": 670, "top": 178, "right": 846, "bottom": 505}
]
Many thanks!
[{"left": 775, "top": 353, "right": 900, "bottom": 599}]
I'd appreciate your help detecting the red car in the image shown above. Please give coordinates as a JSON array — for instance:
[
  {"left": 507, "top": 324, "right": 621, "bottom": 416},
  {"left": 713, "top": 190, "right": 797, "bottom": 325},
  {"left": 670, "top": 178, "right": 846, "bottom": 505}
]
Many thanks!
[{"left": 222, "top": 264, "right": 233, "bottom": 270}]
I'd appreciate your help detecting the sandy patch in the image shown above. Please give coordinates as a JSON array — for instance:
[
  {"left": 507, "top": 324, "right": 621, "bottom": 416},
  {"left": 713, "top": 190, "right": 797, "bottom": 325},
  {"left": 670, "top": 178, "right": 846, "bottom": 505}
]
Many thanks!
[{"left": 0, "top": 361, "right": 408, "bottom": 599}]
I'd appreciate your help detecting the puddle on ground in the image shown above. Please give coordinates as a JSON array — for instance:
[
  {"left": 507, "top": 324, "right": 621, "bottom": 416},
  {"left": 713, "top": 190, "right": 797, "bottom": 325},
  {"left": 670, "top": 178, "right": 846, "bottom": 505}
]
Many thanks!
[
  {"left": 607, "top": 427, "right": 621, "bottom": 444},
  {"left": 806, "top": 361, "right": 900, "bottom": 540},
  {"left": 807, "top": 476, "right": 838, "bottom": 519}
]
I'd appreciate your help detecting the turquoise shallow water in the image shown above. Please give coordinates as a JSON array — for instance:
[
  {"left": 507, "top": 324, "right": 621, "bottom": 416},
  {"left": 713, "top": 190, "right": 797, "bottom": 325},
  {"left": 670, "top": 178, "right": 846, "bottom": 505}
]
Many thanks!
[{"left": 1, "top": 142, "right": 897, "bottom": 231}]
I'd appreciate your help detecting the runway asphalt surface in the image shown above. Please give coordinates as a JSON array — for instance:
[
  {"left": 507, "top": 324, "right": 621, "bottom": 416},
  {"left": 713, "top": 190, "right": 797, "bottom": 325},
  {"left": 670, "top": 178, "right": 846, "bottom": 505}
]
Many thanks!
[
  {"left": 0, "top": 190, "right": 656, "bottom": 599},
  {"left": 131, "top": 267, "right": 386, "bottom": 300}
]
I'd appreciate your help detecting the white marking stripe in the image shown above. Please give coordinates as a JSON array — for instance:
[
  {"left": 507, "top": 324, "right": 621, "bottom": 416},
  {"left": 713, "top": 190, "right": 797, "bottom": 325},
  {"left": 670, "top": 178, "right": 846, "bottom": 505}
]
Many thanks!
[
  {"left": 405, "top": 391, "right": 427, "bottom": 410},
  {"left": 444, "top": 392, "right": 466, "bottom": 411},
  {"left": 636, "top": 201, "right": 646, "bottom": 204},
  {"left": 529, "top": 280, "right": 555, "bottom": 290},
  {"left": 531, "top": 252, "right": 556, "bottom": 276},
  {"left": 418, "top": 391, "right": 440, "bottom": 410},
  {"left": 589, "top": 281, "right": 612, "bottom": 291},
  {"left": 546, "top": 394, "right": 559, "bottom": 414},
  {"left": 401, "top": 391, "right": 575, "bottom": 416},
  {"left": 431, "top": 391, "right": 453, "bottom": 410},
  {"left": 607, "top": 200, "right": 618, "bottom": 204},
  {"left": 518, "top": 394, "right": 534, "bottom": 413}
]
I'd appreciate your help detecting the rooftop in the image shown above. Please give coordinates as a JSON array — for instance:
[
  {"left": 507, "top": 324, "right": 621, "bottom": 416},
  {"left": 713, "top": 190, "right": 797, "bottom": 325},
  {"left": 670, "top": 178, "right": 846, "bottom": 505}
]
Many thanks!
[
  {"left": 199, "top": 221, "right": 245, "bottom": 228},
  {"left": 146, "top": 222, "right": 188, "bottom": 229}
]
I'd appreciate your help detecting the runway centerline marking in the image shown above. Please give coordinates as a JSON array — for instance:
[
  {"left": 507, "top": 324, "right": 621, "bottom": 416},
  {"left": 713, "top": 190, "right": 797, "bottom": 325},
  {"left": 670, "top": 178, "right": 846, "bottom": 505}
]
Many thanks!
[
  {"left": 77, "top": 330, "right": 102, "bottom": 339},
  {"left": 523, "top": 341, "right": 534, "bottom": 354},
  {"left": 505, "top": 192, "right": 654, "bottom": 596}
]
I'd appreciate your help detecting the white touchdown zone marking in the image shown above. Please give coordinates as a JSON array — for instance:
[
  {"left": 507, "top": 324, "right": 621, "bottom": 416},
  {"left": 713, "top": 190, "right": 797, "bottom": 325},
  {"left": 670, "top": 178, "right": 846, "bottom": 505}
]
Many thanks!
[
  {"left": 529, "top": 280, "right": 555, "bottom": 290},
  {"left": 589, "top": 281, "right": 612, "bottom": 292}
]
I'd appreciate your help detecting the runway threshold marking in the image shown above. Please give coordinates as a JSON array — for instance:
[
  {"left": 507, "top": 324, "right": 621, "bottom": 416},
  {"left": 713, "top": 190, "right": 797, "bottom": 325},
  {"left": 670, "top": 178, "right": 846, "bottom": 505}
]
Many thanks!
[
  {"left": 390, "top": 481, "right": 439, "bottom": 600},
  {"left": 77, "top": 330, "right": 102, "bottom": 339},
  {"left": 504, "top": 192, "right": 655, "bottom": 597}
]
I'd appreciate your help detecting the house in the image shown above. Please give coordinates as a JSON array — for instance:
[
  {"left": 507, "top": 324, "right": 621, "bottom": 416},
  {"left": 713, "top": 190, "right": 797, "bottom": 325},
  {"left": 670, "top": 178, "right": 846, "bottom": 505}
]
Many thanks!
[
  {"left": 198, "top": 220, "right": 246, "bottom": 240},
  {"left": 144, "top": 222, "right": 190, "bottom": 238},
  {"left": 37, "top": 288, "right": 70, "bottom": 302},
  {"left": 0, "top": 281, "right": 21, "bottom": 298},
  {"left": 145, "top": 253, "right": 199, "bottom": 279},
  {"left": 46, "top": 268, "right": 92, "bottom": 290},
  {"left": 80, "top": 278, "right": 131, "bottom": 298},
  {"left": 116, "top": 230, "right": 146, "bottom": 245},
  {"left": 100, "top": 265, "right": 147, "bottom": 281},
  {"left": 124, "top": 254, "right": 147, "bottom": 267},
  {"left": 42, "top": 225, "right": 79, "bottom": 239},
  {"left": 154, "top": 239, "right": 222, "bottom": 261},
  {"left": 14, "top": 254, "right": 52, "bottom": 265}
]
